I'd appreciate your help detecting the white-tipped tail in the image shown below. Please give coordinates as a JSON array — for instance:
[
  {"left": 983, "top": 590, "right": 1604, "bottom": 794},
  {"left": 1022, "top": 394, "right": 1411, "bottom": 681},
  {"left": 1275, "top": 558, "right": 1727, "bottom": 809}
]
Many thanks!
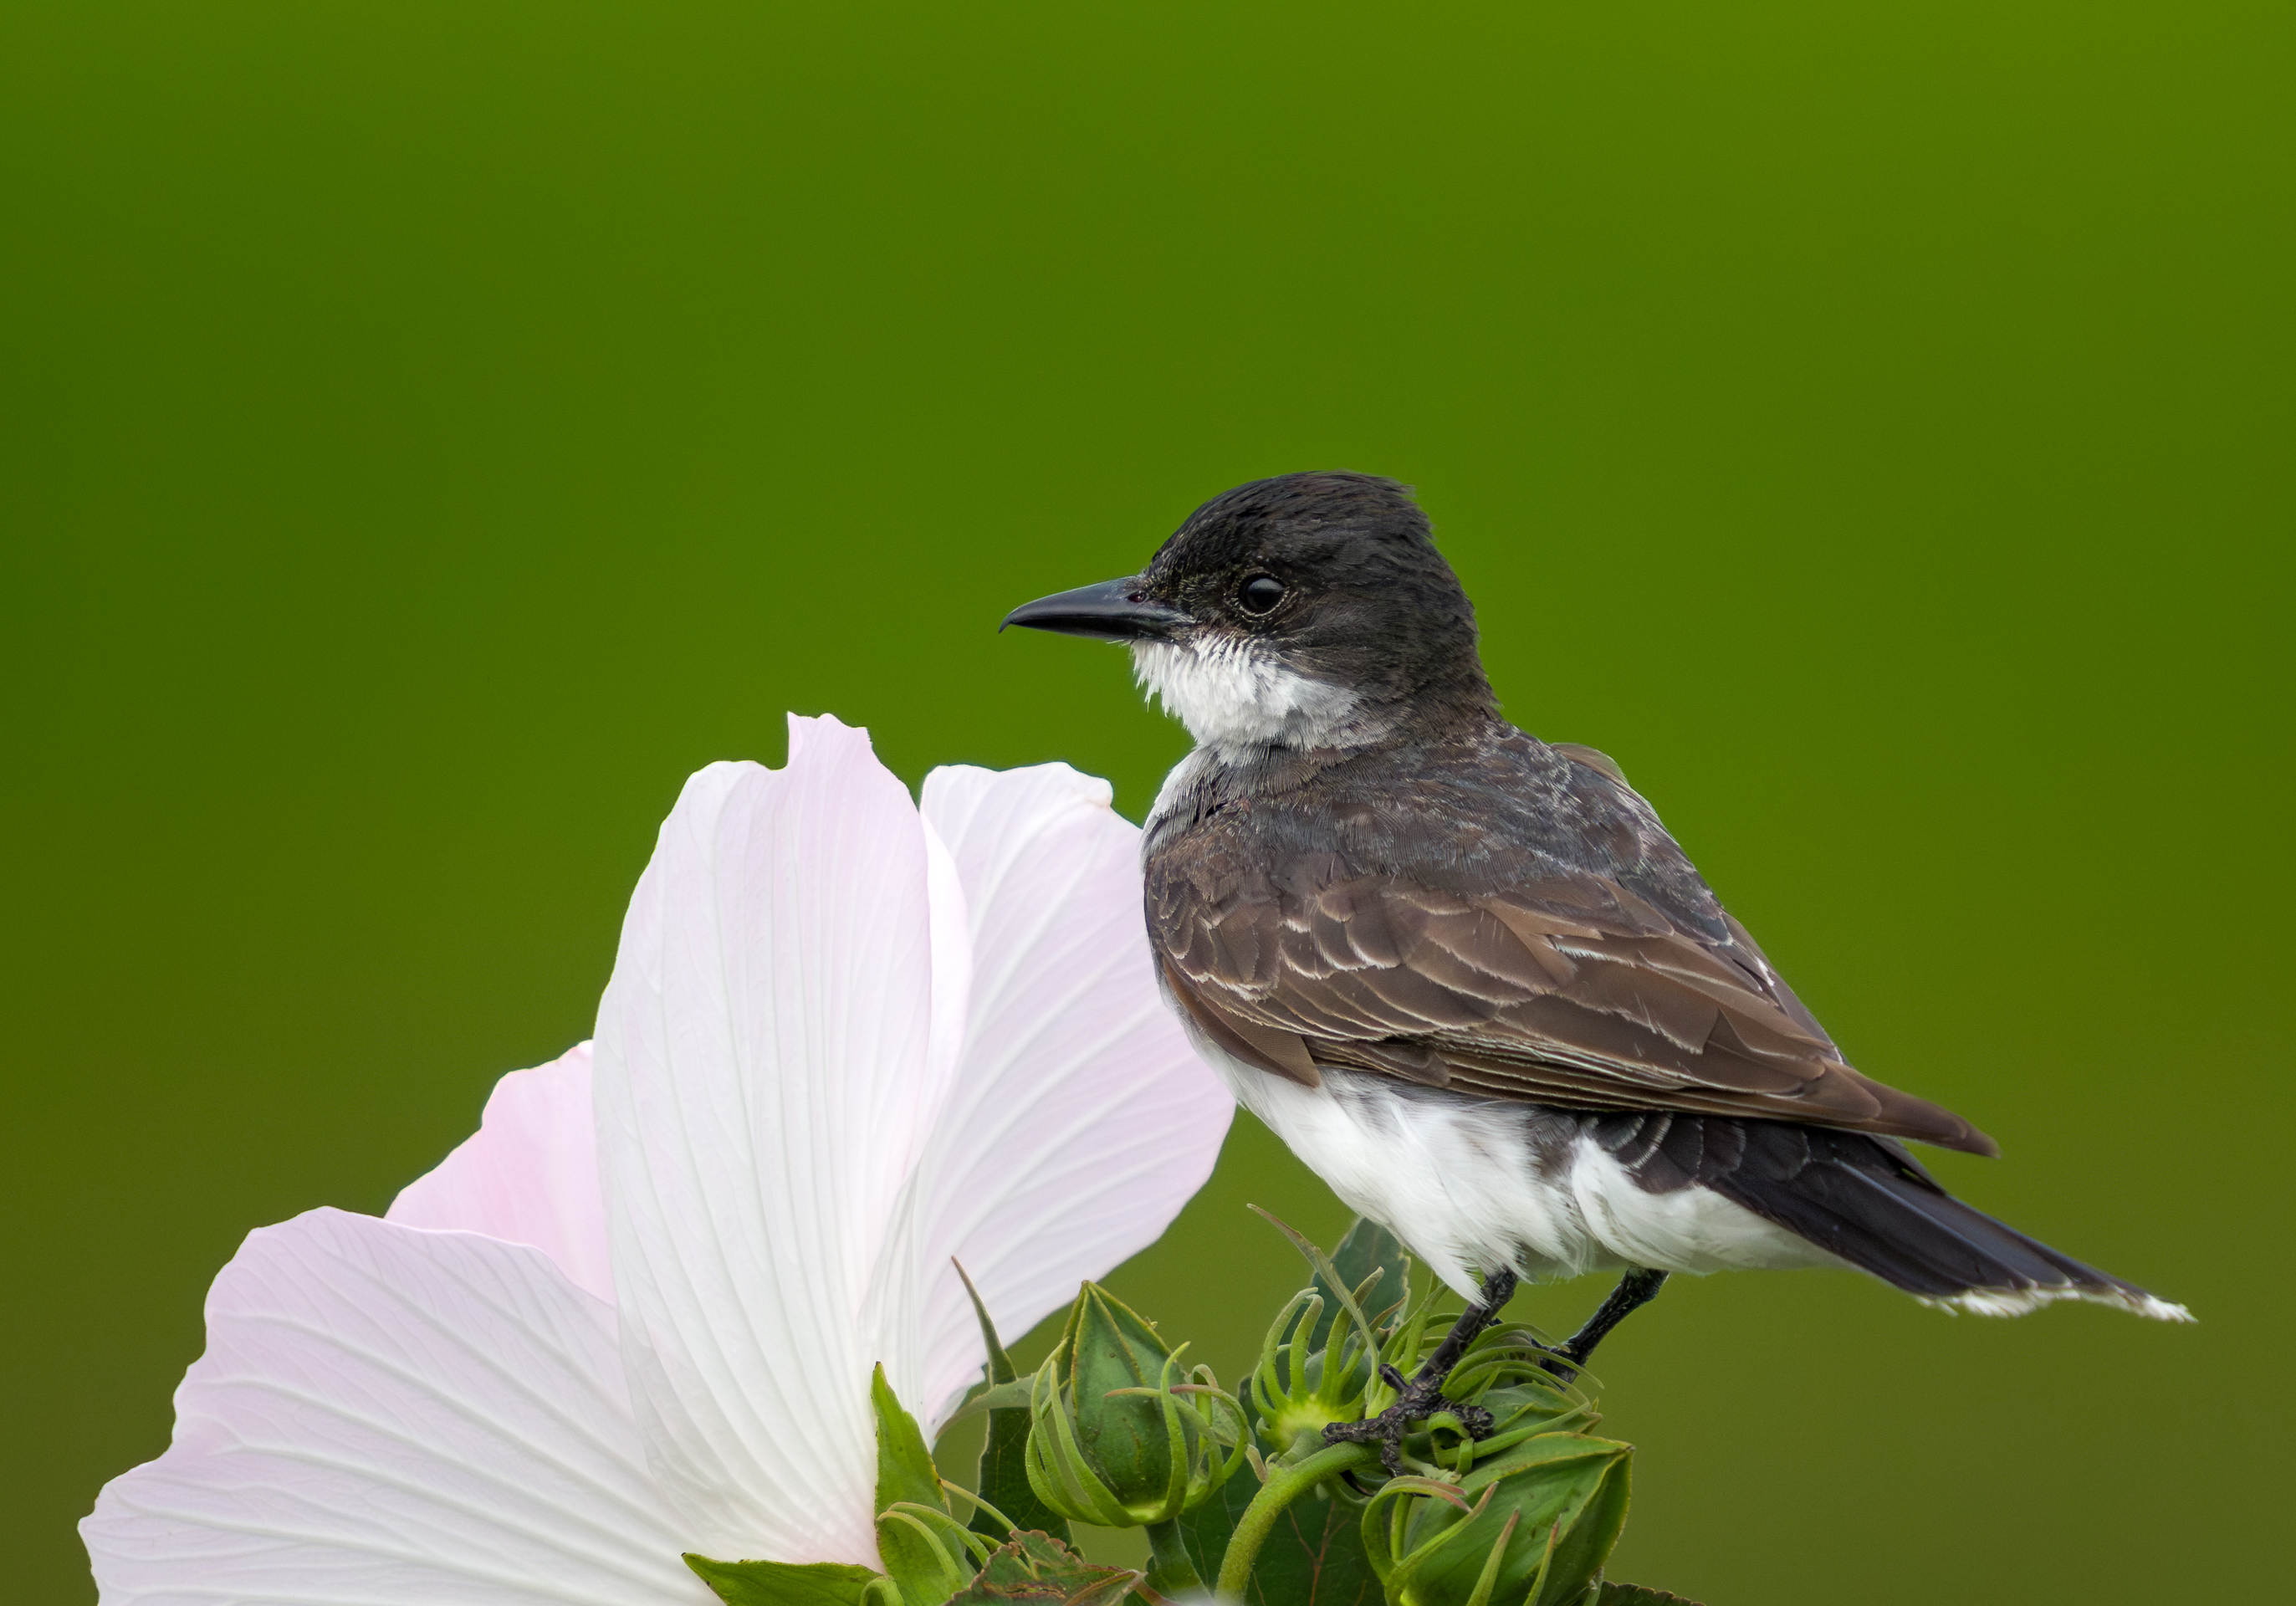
[{"left": 1923, "top": 1285, "right": 2194, "bottom": 1322}]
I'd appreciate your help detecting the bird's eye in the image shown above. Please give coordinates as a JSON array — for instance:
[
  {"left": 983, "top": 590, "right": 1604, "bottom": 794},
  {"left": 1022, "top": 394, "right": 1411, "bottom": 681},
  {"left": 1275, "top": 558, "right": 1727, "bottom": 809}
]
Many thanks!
[{"left": 1239, "top": 575, "right": 1286, "bottom": 615}]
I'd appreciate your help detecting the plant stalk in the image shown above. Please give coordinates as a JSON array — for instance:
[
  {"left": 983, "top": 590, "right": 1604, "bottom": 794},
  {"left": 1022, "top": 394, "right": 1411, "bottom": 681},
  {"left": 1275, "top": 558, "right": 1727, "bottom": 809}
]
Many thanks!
[
  {"left": 1143, "top": 1516, "right": 1201, "bottom": 1597},
  {"left": 1214, "top": 1442, "right": 1377, "bottom": 1599}
]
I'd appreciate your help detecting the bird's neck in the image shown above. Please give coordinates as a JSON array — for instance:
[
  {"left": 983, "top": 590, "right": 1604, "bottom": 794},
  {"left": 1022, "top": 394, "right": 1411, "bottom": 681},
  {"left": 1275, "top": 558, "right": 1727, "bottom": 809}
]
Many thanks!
[
  {"left": 1144, "top": 698, "right": 1506, "bottom": 837},
  {"left": 1131, "top": 638, "right": 1497, "bottom": 766}
]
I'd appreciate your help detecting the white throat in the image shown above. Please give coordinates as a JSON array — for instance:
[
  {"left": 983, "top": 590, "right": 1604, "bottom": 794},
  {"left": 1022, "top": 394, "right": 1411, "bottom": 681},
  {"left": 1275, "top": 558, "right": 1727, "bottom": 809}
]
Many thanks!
[{"left": 1131, "top": 636, "right": 1362, "bottom": 757}]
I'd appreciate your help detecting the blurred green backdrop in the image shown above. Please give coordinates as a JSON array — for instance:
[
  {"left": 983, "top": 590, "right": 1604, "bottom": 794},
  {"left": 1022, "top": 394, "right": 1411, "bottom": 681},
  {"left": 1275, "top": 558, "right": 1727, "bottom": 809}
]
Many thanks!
[{"left": 4, "top": 2, "right": 2288, "bottom": 1600}]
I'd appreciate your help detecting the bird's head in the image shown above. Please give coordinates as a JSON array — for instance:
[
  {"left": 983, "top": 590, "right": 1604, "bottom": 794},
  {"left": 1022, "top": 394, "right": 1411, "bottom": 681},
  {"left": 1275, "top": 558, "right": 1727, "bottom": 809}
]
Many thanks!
[{"left": 1002, "top": 471, "right": 1496, "bottom": 754}]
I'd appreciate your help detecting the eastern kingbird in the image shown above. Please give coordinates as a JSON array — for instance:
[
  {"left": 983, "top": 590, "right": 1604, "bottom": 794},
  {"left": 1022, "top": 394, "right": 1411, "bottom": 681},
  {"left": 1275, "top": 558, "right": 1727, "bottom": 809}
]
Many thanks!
[{"left": 1005, "top": 472, "right": 2186, "bottom": 1460}]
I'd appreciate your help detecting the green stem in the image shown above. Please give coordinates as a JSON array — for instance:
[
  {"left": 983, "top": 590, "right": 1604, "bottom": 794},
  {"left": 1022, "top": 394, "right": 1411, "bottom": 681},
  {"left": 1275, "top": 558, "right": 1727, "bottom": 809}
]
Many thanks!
[
  {"left": 1143, "top": 1516, "right": 1202, "bottom": 1597},
  {"left": 1214, "top": 1443, "right": 1377, "bottom": 1600}
]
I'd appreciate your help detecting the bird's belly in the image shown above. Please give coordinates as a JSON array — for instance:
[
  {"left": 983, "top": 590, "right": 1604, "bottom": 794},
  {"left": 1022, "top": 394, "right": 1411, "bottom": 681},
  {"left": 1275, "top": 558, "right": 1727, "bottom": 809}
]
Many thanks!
[{"left": 1187, "top": 1033, "right": 1828, "bottom": 1298}]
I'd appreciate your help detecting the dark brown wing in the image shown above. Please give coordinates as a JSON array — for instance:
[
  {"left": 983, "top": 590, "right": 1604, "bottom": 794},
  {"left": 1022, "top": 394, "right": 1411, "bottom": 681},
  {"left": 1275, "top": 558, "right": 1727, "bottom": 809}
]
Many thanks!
[{"left": 1150, "top": 774, "right": 1997, "bottom": 1157}]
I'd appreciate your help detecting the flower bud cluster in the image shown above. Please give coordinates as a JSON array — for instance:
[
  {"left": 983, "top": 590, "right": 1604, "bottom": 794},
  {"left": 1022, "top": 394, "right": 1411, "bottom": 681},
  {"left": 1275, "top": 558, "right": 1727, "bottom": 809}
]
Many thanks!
[{"left": 921, "top": 1217, "right": 1690, "bottom": 1606}]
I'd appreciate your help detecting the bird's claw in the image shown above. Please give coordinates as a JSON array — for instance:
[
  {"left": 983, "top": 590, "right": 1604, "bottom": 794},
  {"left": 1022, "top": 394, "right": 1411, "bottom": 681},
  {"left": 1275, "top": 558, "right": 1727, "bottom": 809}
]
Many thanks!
[{"left": 1322, "top": 1375, "right": 1498, "bottom": 1476}]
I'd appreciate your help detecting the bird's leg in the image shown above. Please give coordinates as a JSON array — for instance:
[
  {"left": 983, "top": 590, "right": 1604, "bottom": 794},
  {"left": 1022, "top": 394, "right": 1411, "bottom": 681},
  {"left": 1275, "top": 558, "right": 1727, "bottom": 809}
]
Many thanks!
[
  {"left": 1539, "top": 1267, "right": 1669, "bottom": 1378},
  {"left": 1323, "top": 1266, "right": 1518, "bottom": 1476}
]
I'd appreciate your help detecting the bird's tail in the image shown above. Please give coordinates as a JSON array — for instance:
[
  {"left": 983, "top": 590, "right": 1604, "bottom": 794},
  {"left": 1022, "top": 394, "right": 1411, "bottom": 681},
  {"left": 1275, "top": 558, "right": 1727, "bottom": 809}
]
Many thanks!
[{"left": 1705, "top": 1121, "right": 2191, "bottom": 1321}]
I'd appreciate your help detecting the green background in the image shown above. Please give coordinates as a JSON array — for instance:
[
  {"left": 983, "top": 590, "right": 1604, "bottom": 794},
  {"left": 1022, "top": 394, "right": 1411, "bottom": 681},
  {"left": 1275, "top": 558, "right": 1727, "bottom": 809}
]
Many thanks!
[{"left": 5, "top": 3, "right": 2287, "bottom": 1600}]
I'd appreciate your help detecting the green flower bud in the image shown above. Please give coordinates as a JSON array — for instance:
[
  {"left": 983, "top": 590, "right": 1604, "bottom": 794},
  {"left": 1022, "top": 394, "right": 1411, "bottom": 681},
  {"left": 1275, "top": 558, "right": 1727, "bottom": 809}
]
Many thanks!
[
  {"left": 1246, "top": 1210, "right": 1447, "bottom": 1464},
  {"left": 1363, "top": 1433, "right": 1633, "bottom": 1606},
  {"left": 1023, "top": 1283, "right": 1242, "bottom": 1527},
  {"left": 1251, "top": 1286, "right": 1378, "bottom": 1457}
]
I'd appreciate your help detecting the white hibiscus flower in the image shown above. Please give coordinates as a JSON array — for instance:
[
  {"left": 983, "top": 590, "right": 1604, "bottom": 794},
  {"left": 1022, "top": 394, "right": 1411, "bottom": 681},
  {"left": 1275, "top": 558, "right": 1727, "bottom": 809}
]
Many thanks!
[{"left": 84, "top": 715, "right": 1234, "bottom": 1603}]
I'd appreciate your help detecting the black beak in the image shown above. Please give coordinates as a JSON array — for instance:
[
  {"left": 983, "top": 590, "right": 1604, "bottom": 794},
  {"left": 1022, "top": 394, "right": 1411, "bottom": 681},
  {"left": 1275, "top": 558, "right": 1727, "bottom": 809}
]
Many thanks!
[{"left": 999, "top": 577, "right": 1190, "bottom": 642}]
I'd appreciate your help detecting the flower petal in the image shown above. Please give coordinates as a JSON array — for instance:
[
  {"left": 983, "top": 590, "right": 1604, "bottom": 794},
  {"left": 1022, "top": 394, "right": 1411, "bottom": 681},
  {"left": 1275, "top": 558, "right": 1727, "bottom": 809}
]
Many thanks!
[
  {"left": 917, "top": 763, "right": 1235, "bottom": 1424},
  {"left": 592, "top": 716, "right": 969, "bottom": 1568},
  {"left": 386, "top": 1041, "right": 614, "bottom": 1306},
  {"left": 82, "top": 1209, "right": 704, "bottom": 1606}
]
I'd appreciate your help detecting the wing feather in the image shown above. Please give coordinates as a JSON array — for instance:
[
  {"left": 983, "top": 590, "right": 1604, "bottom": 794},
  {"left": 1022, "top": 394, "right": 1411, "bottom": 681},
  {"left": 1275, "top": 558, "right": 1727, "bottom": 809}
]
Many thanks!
[{"left": 1151, "top": 850, "right": 1997, "bottom": 1157}]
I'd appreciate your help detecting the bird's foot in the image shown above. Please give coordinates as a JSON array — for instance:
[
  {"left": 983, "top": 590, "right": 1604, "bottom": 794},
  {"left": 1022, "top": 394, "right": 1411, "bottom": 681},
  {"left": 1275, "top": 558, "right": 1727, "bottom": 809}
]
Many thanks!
[
  {"left": 1323, "top": 1266, "right": 1520, "bottom": 1476},
  {"left": 1536, "top": 1267, "right": 1670, "bottom": 1380},
  {"left": 1532, "top": 1339, "right": 1593, "bottom": 1382},
  {"left": 1322, "top": 1363, "right": 1499, "bottom": 1477}
]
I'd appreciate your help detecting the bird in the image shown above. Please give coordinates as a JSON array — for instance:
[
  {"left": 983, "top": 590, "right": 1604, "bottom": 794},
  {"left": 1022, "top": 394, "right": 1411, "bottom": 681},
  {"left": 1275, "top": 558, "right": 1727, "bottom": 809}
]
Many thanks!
[{"left": 1000, "top": 470, "right": 2187, "bottom": 1464}]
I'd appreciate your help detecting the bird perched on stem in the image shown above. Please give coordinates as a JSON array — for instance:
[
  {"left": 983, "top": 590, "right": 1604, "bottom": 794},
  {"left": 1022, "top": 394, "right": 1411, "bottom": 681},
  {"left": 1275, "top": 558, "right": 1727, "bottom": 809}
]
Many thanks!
[{"left": 1003, "top": 471, "right": 2186, "bottom": 1468}]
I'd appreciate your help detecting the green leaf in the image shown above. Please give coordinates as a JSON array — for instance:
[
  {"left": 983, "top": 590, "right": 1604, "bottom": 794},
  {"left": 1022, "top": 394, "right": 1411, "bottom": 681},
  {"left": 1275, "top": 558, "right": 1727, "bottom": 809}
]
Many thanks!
[
  {"left": 875, "top": 1363, "right": 947, "bottom": 1514},
  {"left": 946, "top": 1531, "right": 1141, "bottom": 1606},
  {"left": 1308, "top": 1217, "right": 1410, "bottom": 1355},
  {"left": 956, "top": 1263, "right": 1020, "bottom": 1389},
  {"left": 1250, "top": 1207, "right": 1382, "bottom": 1377},
  {"left": 683, "top": 1554, "right": 881, "bottom": 1606},
  {"left": 973, "top": 1388, "right": 1073, "bottom": 1543},
  {"left": 941, "top": 1376, "right": 1035, "bottom": 1429},
  {"left": 1174, "top": 1416, "right": 1383, "bottom": 1606},
  {"left": 1593, "top": 1585, "right": 1704, "bottom": 1605},
  {"left": 953, "top": 1266, "right": 1071, "bottom": 1542},
  {"left": 872, "top": 1365, "right": 969, "bottom": 1606},
  {"left": 1527, "top": 1447, "right": 1631, "bottom": 1606}
]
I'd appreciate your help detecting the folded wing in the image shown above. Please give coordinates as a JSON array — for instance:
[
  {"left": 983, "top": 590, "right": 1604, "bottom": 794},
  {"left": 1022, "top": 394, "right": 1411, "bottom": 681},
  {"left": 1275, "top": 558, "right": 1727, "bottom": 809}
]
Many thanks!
[{"left": 1153, "top": 853, "right": 1997, "bottom": 1158}]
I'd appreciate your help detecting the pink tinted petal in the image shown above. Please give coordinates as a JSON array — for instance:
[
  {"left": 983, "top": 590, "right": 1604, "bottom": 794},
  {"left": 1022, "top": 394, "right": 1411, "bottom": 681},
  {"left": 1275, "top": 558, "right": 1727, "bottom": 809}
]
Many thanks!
[
  {"left": 592, "top": 715, "right": 965, "bottom": 1568},
  {"left": 918, "top": 763, "right": 1234, "bottom": 1424},
  {"left": 386, "top": 1041, "right": 613, "bottom": 1305},
  {"left": 82, "top": 1209, "right": 704, "bottom": 1606}
]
